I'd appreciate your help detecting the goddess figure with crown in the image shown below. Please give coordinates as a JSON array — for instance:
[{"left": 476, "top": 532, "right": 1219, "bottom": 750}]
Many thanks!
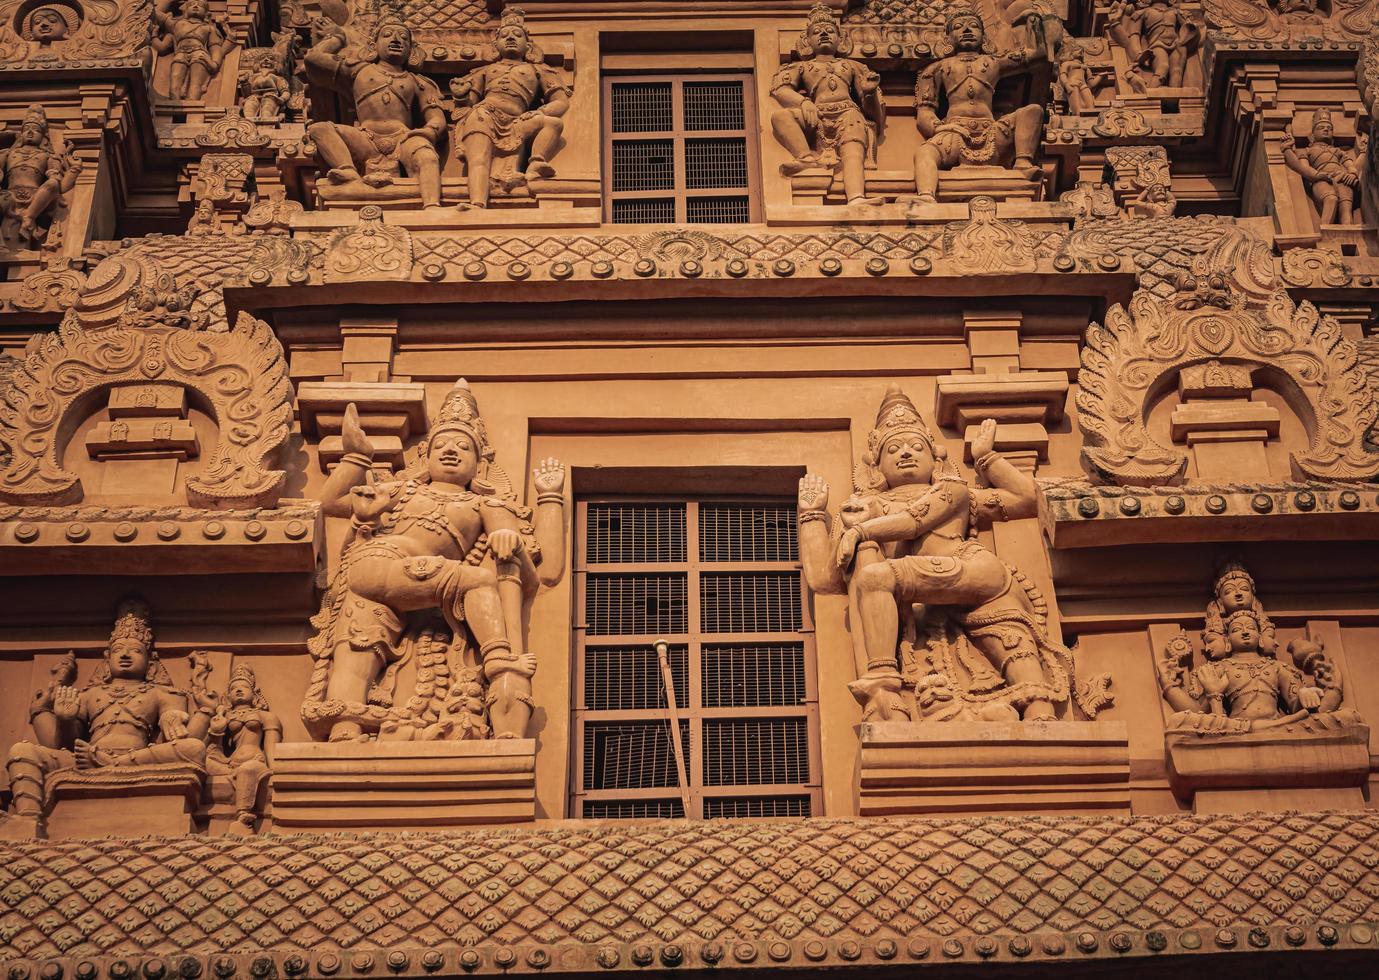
[
  {"left": 798, "top": 386, "right": 1112, "bottom": 722},
  {"left": 303, "top": 380, "right": 566, "bottom": 742},
  {"left": 3, "top": 599, "right": 214, "bottom": 825},
  {"left": 200, "top": 659, "right": 281, "bottom": 834}
]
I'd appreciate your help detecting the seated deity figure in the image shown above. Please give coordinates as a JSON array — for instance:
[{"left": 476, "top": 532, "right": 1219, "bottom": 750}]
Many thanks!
[
  {"left": 306, "top": 380, "right": 566, "bottom": 742},
  {"left": 1157, "top": 561, "right": 1360, "bottom": 735},
  {"left": 1283, "top": 108, "right": 1361, "bottom": 226},
  {"left": 152, "top": 0, "right": 234, "bottom": 102},
  {"left": 449, "top": 7, "right": 570, "bottom": 209},
  {"left": 305, "top": 18, "right": 446, "bottom": 208},
  {"left": 0, "top": 104, "right": 82, "bottom": 248},
  {"left": 797, "top": 386, "right": 1112, "bottom": 722},
  {"left": 240, "top": 31, "right": 300, "bottom": 123},
  {"left": 201, "top": 660, "right": 281, "bottom": 834},
  {"left": 1124, "top": 0, "right": 1198, "bottom": 89},
  {"left": 911, "top": 8, "right": 1048, "bottom": 204},
  {"left": 770, "top": 4, "right": 885, "bottom": 207},
  {"left": 4, "top": 599, "right": 214, "bottom": 821}
]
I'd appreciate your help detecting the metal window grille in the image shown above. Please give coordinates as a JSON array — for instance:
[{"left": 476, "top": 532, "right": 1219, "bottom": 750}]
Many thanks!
[
  {"left": 702, "top": 644, "right": 807, "bottom": 707},
  {"left": 702, "top": 718, "right": 810, "bottom": 786},
  {"left": 585, "top": 573, "right": 687, "bottom": 636},
  {"left": 585, "top": 644, "right": 689, "bottom": 710},
  {"left": 587, "top": 503, "right": 686, "bottom": 563},
  {"left": 699, "top": 503, "right": 798, "bottom": 562},
  {"left": 604, "top": 74, "right": 760, "bottom": 224},
  {"left": 700, "top": 572, "right": 804, "bottom": 633},
  {"left": 584, "top": 799, "right": 685, "bottom": 819},
  {"left": 573, "top": 499, "right": 820, "bottom": 819},
  {"left": 703, "top": 795, "right": 812, "bottom": 819}
]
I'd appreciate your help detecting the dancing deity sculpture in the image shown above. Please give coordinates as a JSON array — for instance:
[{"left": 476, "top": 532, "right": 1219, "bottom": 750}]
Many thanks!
[
  {"left": 911, "top": 8, "right": 1048, "bottom": 203},
  {"left": 797, "top": 385, "right": 1112, "bottom": 722},
  {"left": 449, "top": 7, "right": 570, "bottom": 209},
  {"left": 305, "top": 18, "right": 445, "bottom": 207},
  {"left": 4, "top": 599, "right": 213, "bottom": 822},
  {"left": 304, "top": 380, "right": 566, "bottom": 741},
  {"left": 771, "top": 4, "right": 885, "bottom": 206}
]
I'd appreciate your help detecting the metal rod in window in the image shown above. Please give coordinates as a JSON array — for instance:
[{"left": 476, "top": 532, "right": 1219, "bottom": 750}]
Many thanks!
[{"left": 656, "top": 638, "right": 692, "bottom": 816}]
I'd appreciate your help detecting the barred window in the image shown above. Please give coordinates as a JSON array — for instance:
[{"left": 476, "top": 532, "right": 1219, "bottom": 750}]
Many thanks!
[
  {"left": 603, "top": 75, "right": 760, "bottom": 224},
  {"left": 572, "top": 499, "right": 820, "bottom": 819}
]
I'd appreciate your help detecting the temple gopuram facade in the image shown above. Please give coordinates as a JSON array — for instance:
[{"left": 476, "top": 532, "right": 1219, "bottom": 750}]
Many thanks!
[{"left": 4, "top": 0, "right": 1379, "bottom": 975}]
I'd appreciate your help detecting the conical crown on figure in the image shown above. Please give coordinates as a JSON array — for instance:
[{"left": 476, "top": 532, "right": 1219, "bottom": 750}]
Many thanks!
[
  {"left": 797, "top": 2, "right": 851, "bottom": 56},
  {"left": 228, "top": 662, "right": 271, "bottom": 709},
  {"left": 1214, "top": 559, "right": 1256, "bottom": 595},
  {"left": 429, "top": 379, "right": 494, "bottom": 460},
  {"left": 110, "top": 597, "right": 153, "bottom": 649},
  {"left": 1312, "top": 106, "right": 1334, "bottom": 135},
  {"left": 864, "top": 384, "right": 937, "bottom": 464}
]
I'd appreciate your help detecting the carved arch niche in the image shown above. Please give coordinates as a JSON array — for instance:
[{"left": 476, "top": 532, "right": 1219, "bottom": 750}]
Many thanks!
[
  {"left": 0, "top": 291, "right": 293, "bottom": 508},
  {"left": 1076, "top": 288, "right": 1379, "bottom": 485}
]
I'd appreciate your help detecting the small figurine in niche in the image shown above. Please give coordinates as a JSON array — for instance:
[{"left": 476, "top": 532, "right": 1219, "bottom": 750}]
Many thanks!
[
  {"left": 1125, "top": 181, "right": 1176, "bottom": 217},
  {"left": 1283, "top": 107, "right": 1362, "bottom": 226},
  {"left": 770, "top": 3, "right": 885, "bottom": 206},
  {"left": 240, "top": 31, "right": 301, "bottom": 123},
  {"left": 0, "top": 104, "right": 82, "bottom": 249},
  {"left": 1272, "top": 0, "right": 1325, "bottom": 22},
  {"left": 3, "top": 599, "right": 214, "bottom": 820},
  {"left": 305, "top": 18, "right": 446, "bottom": 208},
  {"left": 797, "top": 386, "right": 1112, "bottom": 722},
  {"left": 1055, "top": 42, "right": 1105, "bottom": 114},
  {"left": 1106, "top": 0, "right": 1149, "bottom": 63},
  {"left": 1125, "top": 0, "right": 1199, "bottom": 89},
  {"left": 449, "top": 7, "right": 570, "bottom": 209},
  {"left": 910, "top": 8, "right": 1048, "bottom": 204},
  {"left": 153, "top": 0, "right": 235, "bottom": 102},
  {"left": 200, "top": 659, "right": 281, "bottom": 835}
]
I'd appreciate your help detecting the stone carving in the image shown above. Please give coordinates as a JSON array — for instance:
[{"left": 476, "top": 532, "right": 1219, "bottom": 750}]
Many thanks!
[
  {"left": 1283, "top": 107, "right": 1362, "bottom": 226},
  {"left": 1054, "top": 40, "right": 1108, "bottom": 114},
  {"left": 797, "top": 385, "right": 1112, "bottom": 722},
  {"left": 939, "top": 195, "right": 1042, "bottom": 273},
  {"left": 194, "top": 152, "right": 252, "bottom": 202},
  {"left": 13, "top": 256, "right": 87, "bottom": 311},
  {"left": 0, "top": 0, "right": 149, "bottom": 66},
  {"left": 305, "top": 15, "right": 445, "bottom": 208},
  {"left": 771, "top": 4, "right": 885, "bottom": 206},
  {"left": 1078, "top": 285, "right": 1379, "bottom": 485},
  {"left": 1059, "top": 180, "right": 1121, "bottom": 220},
  {"left": 0, "top": 105, "right": 82, "bottom": 250},
  {"left": 153, "top": 0, "right": 234, "bottom": 102},
  {"left": 2, "top": 599, "right": 214, "bottom": 827},
  {"left": 1110, "top": 0, "right": 1200, "bottom": 89},
  {"left": 1157, "top": 562, "right": 1365, "bottom": 746},
  {"left": 910, "top": 7, "right": 1047, "bottom": 203},
  {"left": 1204, "top": 0, "right": 1376, "bottom": 40},
  {"left": 7, "top": 808, "right": 1379, "bottom": 960},
  {"left": 301, "top": 381, "right": 566, "bottom": 741},
  {"left": 0, "top": 304, "right": 293, "bottom": 507},
  {"left": 449, "top": 7, "right": 570, "bottom": 209},
  {"left": 243, "top": 186, "right": 305, "bottom": 233},
  {"left": 197, "top": 658, "right": 281, "bottom": 835},
  {"left": 240, "top": 30, "right": 303, "bottom": 123},
  {"left": 324, "top": 204, "right": 413, "bottom": 280},
  {"left": 193, "top": 106, "right": 271, "bottom": 148}
]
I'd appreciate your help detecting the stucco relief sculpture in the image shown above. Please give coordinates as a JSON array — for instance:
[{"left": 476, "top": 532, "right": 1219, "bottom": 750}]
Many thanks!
[
  {"left": 1110, "top": 0, "right": 1200, "bottom": 89},
  {"left": 302, "top": 380, "right": 566, "bottom": 742},
  {"left": 2, "top": 599, "right": 213, "bottom": 832},
  {"left": 771, "top": 4, "right": 884, "bottom": 207},
  {"left": 1157, "top": 563, "right": 1359, "bottom": 735},
  {"left": 240, "top": 30, "right": 303, "bottom": 123},
  {"left": 449, "top": 7, "right": 569, "bottom": 209},
  {"left": 0, "top": 105, "right": 81, "bottom": 249},
  {"left": 910, "top": 8, "right": 1047, "bottom": 203},
  {"left": 305, "top": 17, "right": 445, "bottom": 208},
  {"left": 797, "top": 385, "right": 1112, "bottom": 722},
  {"left": 1283, "top": 108, "right": 1362, "bottom": 226},
  {"left": 197, "top": 658, "right": 281, "bottom": 834},
  {"left": 153, "top": 0, "right": 234, "bottom": 101}
]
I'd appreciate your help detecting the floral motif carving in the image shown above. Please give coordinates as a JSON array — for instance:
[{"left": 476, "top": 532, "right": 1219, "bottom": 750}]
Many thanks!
[
  {"left": 1078, "top": 287, "right": 1379, "bottom": 485},
  {"left": 193, "top": 107, "right": 270, "bottom": 149},
  {"left": 324, "top": 206, "right": 413, "bottom": 281},
  {"left": 940, "top": 196, "right": 1040, "bottom": 274},
  {"left": 0, "top": 305, "right": 293, "bottom": 507}
]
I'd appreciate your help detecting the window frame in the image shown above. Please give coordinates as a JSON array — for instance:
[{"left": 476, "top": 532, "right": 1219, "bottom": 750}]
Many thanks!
[
  {"left": 570, "top": 496, "right": 821, "bottom": 819},
  {"left": 601, "top": 72, "right": 763, "bottom": 225}
]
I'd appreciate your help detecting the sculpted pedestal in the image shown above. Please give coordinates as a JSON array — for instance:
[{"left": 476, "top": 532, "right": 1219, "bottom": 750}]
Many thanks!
[
  {"left": 44, "top": 764, "right": 206, "bottom": 839},
  {"left": 269, "top": 740, "right": 536, "bottom": 831},
  {"left": 859, "top": 720, "right": 1131, "bottom": 816}
]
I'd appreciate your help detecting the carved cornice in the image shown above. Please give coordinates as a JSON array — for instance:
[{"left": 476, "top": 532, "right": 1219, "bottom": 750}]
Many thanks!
[{"left": 1, "top": 811, "right": 1378, "bottom": 968}]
